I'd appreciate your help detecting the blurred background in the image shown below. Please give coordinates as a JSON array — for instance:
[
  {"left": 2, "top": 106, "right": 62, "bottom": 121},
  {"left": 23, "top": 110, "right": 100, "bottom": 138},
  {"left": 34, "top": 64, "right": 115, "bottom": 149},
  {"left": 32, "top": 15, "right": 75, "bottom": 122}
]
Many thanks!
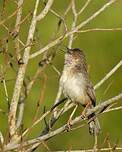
[{"left": 0, "top": 0, "right": 122, "bottom": 151}]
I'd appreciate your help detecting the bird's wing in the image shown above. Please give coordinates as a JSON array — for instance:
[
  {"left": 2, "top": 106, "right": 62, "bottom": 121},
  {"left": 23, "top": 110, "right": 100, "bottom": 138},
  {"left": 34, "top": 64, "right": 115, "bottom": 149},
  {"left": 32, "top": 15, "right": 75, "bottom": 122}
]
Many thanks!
[{"left": 86, "top": 83, "right": 96, "bottom": 107}]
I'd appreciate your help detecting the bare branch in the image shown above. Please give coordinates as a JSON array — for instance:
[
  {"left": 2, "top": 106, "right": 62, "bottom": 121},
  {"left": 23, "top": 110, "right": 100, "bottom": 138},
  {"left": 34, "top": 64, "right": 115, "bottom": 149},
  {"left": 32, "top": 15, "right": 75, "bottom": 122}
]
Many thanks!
[
  {"left": 49, "top": 9, "right": 68, "bottom": 32},
  {"left": 1, "top": 0, "right": 122, "bottom": 151},
  {"left": 77, "top": 27, "right": 122, "bottom": 33},
  {"left": 78, "top": 0, "right": 92, "bottom": 15},
  {"left": 22, "top": 111, "right": 50, "bottom": 137},
  {"left": 5, "top": 93, "right": 122, "bottom": 151},
  {"left": 8, "top": 0, "right": 54, "bottom": 140},
  {"left": 68, "top": 0, "right": 78, "bottom": 48},
  {"left": 29, "top": 35, "right": 64, "bottom": 59},
  {"left": 94, "top": 60, "right": 122, "bottom": 90},
  {"left": 14, "top": 0, "right": 24, "bottom": 60},
  {"left": 8, "top": 0, "right": 40, "bottom": 140},
  {"left": 104, "top": 105, "right": 122, "bottom": 113},
  {"left": 51, "top": 147, "right": 122, "bottom": 152},
  {"left": 0, "top": 131, "right": 4, "bottom": 145},
  {"left": 16, "top": 54, "right": 54, "bottom": 129},
  {"left": 0, "top": 6, "right": 20, "bottom": 26},
  {"left": 29, "top": 0, "right": 117, "bottom": 59},
  {"left": 36, "top": 0, "right": 54, "bottom": 21},
  {"left": 67, "top": 0, "right": 117, "bottom": 35},
  {"left": 0, "top": 66, "right": 9, "bottom": 105}
]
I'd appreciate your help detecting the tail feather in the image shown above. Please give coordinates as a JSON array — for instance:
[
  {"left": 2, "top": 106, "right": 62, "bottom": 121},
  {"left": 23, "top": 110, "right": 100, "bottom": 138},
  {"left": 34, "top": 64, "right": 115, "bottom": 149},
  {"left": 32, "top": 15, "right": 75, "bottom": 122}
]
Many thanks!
[
  {"left": 89, "top": 117, "right": 101, "bottom": 135},
  {"left": 87, "top": 107, "right": 101, "bottom": 135}
]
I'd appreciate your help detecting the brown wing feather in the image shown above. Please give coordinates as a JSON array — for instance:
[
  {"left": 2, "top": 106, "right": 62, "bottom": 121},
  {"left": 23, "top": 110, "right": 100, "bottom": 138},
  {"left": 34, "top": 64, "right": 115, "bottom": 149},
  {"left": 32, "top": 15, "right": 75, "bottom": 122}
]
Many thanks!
[{"left": 86, "top": 83, "right": 96, "bottom": 107}]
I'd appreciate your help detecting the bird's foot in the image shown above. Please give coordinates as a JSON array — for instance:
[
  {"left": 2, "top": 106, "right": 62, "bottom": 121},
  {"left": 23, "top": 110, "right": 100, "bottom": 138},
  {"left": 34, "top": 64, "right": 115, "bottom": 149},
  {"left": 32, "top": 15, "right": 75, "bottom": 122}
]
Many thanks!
[
  {"left": 66, "top": 119, "right": 72, "bottom": 132},
  {"left": 81, "top": 110, "right": 87, "bottom": 119}
]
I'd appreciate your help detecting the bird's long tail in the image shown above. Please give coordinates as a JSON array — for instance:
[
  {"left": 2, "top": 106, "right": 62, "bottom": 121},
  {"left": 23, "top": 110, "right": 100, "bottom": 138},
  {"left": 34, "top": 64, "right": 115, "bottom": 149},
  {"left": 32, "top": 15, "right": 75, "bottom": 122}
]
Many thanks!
[
  {"left": 87, "top": 111, "right": 101, "bottom": 135},
  {"left": 89, "top": 117, "right": 101, "bottom": 135}
]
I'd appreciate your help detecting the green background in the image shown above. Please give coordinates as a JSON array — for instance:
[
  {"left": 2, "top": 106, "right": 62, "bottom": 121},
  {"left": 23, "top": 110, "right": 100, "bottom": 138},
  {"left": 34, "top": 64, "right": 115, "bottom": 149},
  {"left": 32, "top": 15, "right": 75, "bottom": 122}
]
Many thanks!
[{"left": 0, "top": 0, "right": 122, "bottom": 151}]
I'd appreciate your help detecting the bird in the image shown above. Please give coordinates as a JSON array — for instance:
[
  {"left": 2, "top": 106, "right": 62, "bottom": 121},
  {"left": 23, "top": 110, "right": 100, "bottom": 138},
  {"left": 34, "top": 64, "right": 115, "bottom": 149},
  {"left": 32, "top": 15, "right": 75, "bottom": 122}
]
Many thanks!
[{"left": 51, "top": 48, "right": 101, "bottom": 135}]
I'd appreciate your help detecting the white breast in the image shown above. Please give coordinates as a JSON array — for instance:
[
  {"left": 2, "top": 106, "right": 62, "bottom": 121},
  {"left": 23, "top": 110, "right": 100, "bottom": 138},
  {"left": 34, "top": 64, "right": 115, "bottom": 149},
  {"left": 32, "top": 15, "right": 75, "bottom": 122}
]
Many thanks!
[{"left": 60, "top": 67, "right": 87, "bottom": 104}]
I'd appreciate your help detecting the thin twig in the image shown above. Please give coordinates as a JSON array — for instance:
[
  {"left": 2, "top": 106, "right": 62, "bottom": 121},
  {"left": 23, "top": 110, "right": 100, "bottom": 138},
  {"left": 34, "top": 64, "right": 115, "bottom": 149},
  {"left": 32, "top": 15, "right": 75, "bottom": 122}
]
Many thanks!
[
  {"left": 78, "top": 0, "right": 92, "bottom": 15},
  {"left": 16, "top": 54, "right": 54, "bottom": 129},
  {"left": 14, "top": 0, "right": 24, "bottom": 60},
  {"left": 50, "top": 147, "right": 122, "bottom": 152},
  {"left": 77, "top": 27, "right": 122, "bottom": 33},
  {"left": 68, "top": 0, "right": 78, "bottom": 48},
  {"left": 51, "top": 64, "right": 61, "bottom": 76},
  {"left": 94, "top": 60, "right": 122, "bottom": 90},
  {"left": 21, "top": 111, "right": 50, "bottom": 138},
  {"left": 36, "top": 0, "right": 54, "bottom": 21},
  {"left": 104, "top": 105, "right": 122, "bottom": 113},
  {"left": 32, "top": 74, "right": 47, "bottom": 122},
  {"left": 29, "top": 0, "right": 117, "bottom": 59},
  {"left": 0, "top": 5, "right": 21, "bottom": 26},
  {"left": 5, "top": 93, "right": 122, "bottom": 151},
  {"left": 1, "top": 23, "right": 26, "bottom": 47},
  {"left": 49, "top": 9, "right": 68, "bottom": 32}
]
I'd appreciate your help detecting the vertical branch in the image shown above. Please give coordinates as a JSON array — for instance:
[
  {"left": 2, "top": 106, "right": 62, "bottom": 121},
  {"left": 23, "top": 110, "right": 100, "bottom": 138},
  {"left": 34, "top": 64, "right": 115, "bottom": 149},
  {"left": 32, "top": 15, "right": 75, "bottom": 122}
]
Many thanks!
[
  {"left": 68, "top": 0, "right": 77, "bottom": 48},
  {"left": 8, "top": 0, "right": 54, "bottom": 141},
  {"left": 16, "top": 49, "right": 54, "bottom": 129},
  {"left": 16, "top": 93, "right": 25, "bottom": 129},
  {"left": 8, "top": 0, "right": 40, "bottom": 140},
  {"left": 14, "top": 0, "right": 24, "bottom": 60},
  {"left": 0, "top": 66, "right": 9, "bottom": 103}
]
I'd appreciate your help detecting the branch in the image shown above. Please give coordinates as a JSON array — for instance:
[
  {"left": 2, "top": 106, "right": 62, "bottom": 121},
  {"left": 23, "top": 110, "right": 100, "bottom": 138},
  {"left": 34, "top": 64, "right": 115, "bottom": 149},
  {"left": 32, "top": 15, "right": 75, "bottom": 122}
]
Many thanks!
[
  {"left": 5, "top": 93, "right": 122, "bottom": 151},
  {"left": 68, "top": 0, "right": 77, "bottom": 48},
  {"left": 8, "top": 0, "right": 54, "bottom": 140},
  {"left": 68, "top": 0, "right": 117, "bottom": 35},
  {"left": 36, "top": 0, "right": 54, "bottom": 21},
  {"left": 14, "top": 0, "right": 24, "bottom": 60},
  {"left": 29, "top": 0, "right": 117, "bottom": 59},
  {"left": 78, "top": 0, "right": 91, "bottom": 15},
  {"left": 94, "top": 60, "right": 122, "bottom": 90},
  {"left": 52, "top": 147, "right": 122, "bottom": 152},
  {"left": 0, "top": 6, "right": 20, "bottom": 26},
  {"left": 104, "top": 105, "right": 122, "bottom": 113},
  {"left": 8, "top": 0, "right": 40, "bottom": 140},
  {"left": 16, "top": 53, "right": 54, "bottom": 130},
  {"left": 77, "top": 27, "right": 122, "bottom": 33}
]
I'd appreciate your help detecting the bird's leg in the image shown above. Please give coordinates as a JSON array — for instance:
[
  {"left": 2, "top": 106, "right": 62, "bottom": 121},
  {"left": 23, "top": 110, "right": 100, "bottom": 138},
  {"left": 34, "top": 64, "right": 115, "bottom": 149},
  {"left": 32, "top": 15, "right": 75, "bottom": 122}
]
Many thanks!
[
  {"left": 81, "top": 102, "right": 91, "bottom": 119},
  {"left": 66, "top": 104, "right": 78, "bottom": 131}
]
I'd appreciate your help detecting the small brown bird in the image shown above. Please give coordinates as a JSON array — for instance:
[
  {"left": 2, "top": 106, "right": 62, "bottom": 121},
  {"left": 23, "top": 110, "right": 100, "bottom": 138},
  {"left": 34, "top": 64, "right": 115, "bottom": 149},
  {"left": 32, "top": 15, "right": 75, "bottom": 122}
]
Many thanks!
[{"left": 52, "top": 48, "right": 100, "bottom": 135}]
